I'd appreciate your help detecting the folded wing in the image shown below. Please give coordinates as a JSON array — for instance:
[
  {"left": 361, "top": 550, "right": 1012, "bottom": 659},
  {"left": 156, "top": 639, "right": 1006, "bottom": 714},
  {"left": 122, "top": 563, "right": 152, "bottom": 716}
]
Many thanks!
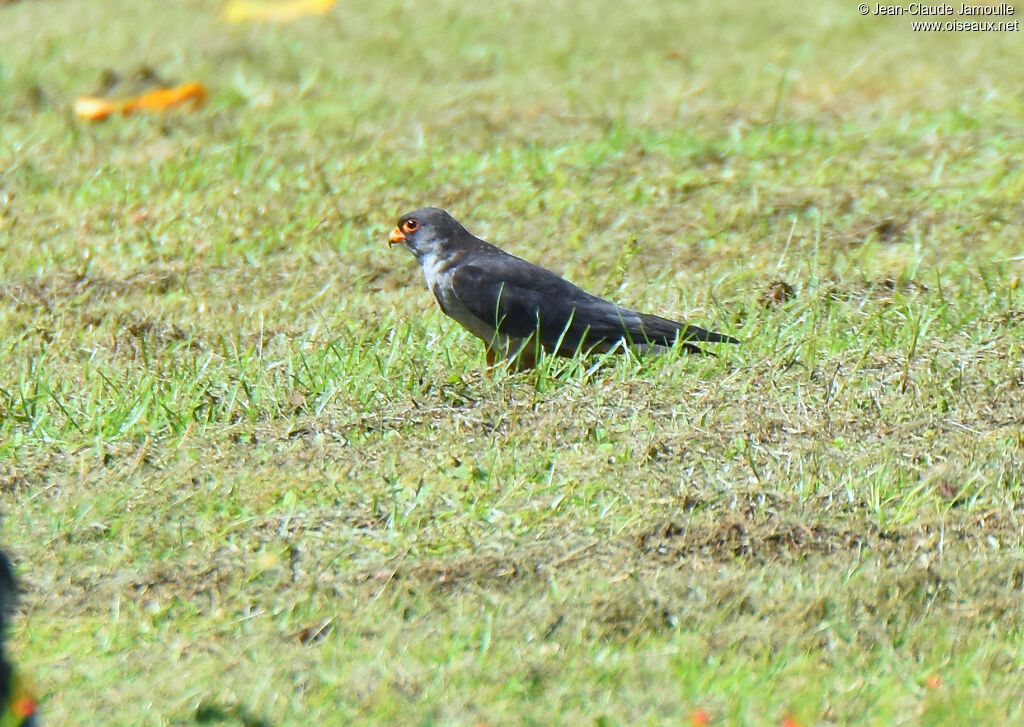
[{"left": 450, "top": 260, "right": 736, "bottom": 356}]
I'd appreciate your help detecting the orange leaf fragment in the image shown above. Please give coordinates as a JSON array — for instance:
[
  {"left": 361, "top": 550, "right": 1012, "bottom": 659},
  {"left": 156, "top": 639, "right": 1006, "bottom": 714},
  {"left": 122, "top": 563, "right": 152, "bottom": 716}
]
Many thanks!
[
  {"left": 779, "top": 717, "right": 802, "bottom": 727},
  {"left": 223, "top": 0, "right": 335, "bottom": 22},
  {"left": 924, "top": 674, "right": 941, "bottom": 690},
  {"left": 688, "top": 708, "right": 711, "bottom": 726},
  {"left": 73, "top": 96, "right": 119, "bottom": 121},
  {"left": 73, "top": 82, "right": 207, "bottom": 121},
  {"left": 121, "top": 82, "right": 207, "bottom": 114}
]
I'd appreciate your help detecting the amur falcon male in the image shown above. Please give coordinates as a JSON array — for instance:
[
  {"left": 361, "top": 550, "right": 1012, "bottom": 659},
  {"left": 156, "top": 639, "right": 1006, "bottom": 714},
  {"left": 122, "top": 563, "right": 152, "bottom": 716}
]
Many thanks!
[{"left": 388, "top": 208, "right": 738, "bottom": 369}]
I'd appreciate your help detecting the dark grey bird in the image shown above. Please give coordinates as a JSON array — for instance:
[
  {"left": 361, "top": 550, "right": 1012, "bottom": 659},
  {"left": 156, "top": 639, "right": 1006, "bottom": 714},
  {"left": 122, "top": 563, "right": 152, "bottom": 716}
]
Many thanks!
[{"left": 388, "top": 207, "right": 738, "bottom": 369}]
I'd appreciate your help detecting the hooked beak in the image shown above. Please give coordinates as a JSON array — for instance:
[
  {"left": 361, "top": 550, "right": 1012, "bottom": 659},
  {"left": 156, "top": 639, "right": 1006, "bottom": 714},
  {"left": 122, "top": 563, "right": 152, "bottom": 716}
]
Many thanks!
[{"left": 388, "top": 226, "right": 406, "bottom": 246}]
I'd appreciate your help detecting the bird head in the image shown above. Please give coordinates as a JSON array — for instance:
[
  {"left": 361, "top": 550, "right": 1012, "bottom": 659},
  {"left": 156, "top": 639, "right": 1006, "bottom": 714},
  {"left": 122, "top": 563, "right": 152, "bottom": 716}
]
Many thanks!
[{"left": 388, "top": 207, "right": 466, "bottom": 261}]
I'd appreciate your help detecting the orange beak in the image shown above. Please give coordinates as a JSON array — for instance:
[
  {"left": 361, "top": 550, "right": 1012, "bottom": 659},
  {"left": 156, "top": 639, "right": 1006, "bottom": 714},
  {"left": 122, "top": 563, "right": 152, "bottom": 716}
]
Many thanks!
[{"left": 388, "top": 226, "right": 406, "bottom": 246}]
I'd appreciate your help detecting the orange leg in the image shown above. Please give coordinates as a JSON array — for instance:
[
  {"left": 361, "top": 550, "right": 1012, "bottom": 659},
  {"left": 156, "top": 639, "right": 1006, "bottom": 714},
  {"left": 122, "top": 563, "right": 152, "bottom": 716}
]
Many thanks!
[{"left": 483, "top": 343, "right": 540, "bottom": 373}]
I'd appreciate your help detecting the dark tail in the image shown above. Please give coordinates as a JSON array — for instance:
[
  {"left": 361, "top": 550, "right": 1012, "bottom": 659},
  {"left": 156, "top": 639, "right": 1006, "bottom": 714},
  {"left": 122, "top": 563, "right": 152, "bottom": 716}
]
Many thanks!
[
  {"left": 679, "top": 324, "right": 739, "bottom": 345},
  {"left": 636, "top": 313, "right": 739, "bottom": 350}
]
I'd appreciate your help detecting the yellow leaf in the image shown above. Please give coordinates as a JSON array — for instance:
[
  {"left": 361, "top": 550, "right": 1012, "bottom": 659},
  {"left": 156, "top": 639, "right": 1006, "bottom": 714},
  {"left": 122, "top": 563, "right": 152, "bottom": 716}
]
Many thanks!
[{"left": 223, "top": 0, "right": 335, "bottom": 23}]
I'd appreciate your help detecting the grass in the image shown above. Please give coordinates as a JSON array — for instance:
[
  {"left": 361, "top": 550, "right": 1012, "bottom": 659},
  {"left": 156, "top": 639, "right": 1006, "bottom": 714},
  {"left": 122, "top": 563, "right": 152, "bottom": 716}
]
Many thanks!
[{"left": 2, "top": 0, "right": 1024, "bottom": 724}]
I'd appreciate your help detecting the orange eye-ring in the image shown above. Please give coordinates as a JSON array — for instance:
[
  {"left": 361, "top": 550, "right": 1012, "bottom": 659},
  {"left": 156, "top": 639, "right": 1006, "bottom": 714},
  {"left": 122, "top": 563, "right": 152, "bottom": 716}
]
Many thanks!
[{"left": 403, "top": 219, "right": 419, "bottom": 233}]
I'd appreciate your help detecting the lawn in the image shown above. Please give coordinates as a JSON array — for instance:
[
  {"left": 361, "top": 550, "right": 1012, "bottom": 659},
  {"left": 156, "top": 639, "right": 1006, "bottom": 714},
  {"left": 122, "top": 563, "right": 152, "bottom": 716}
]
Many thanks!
[{"left": 1, "top": 0, "right": 1023, "bottom": 724}]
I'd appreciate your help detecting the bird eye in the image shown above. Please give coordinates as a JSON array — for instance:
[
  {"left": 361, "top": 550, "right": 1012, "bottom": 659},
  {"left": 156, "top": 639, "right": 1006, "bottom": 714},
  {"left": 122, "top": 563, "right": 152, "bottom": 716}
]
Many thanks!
[{"left": 403, "top": 219, "right": 419, "bottom": 233}]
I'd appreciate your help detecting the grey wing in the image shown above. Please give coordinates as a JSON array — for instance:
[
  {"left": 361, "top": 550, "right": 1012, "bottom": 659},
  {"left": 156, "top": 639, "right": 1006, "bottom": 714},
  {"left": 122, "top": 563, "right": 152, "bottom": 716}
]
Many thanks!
[{"left": 449, "top": 262, "right": 649, "bottom": 355}]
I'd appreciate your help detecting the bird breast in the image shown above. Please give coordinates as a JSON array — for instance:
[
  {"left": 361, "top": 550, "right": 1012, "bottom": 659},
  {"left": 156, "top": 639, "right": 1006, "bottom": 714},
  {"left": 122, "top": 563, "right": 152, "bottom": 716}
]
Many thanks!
[{"left": 420, "top": 254, "right": 506, "bottom": 348}]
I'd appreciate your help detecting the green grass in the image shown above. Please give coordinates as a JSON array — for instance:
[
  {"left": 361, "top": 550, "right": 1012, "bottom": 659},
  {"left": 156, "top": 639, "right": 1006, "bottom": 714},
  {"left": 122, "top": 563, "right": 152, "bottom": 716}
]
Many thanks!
[{"left": 2, "top": 0, "right": 1024, "bottom": 724}]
